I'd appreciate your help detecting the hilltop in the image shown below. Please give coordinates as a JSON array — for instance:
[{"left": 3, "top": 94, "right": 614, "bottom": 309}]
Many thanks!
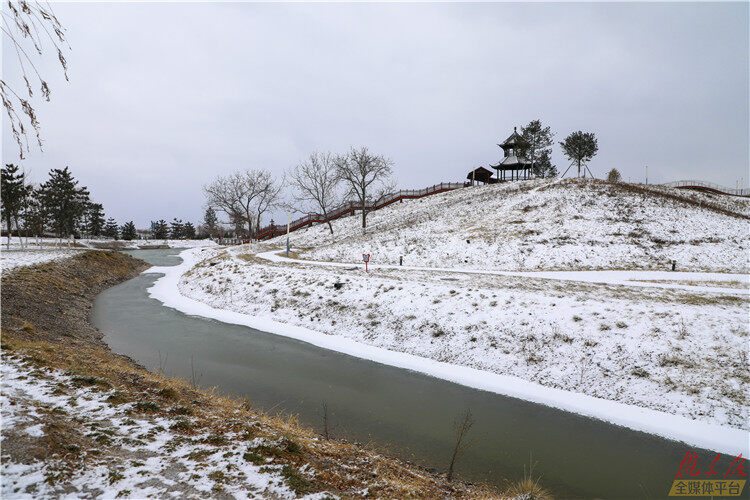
[{"left": 270, "top": 178, "right": 749, "bottom": 273}]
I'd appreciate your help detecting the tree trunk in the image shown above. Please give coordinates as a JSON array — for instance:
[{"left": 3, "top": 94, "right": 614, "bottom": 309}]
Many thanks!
[
  {"left": 5, "top": 214, "right": 11, "bottom": 250},
  {"left": 322, "top": 209, "right": 334, "bottom": 235}
]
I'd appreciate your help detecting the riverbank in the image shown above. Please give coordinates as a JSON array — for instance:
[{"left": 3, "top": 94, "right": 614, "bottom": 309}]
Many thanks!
[
  {"left": 173, "top": 245, "right": 749, "bottom": 454},
  {"left": 1, "top": 252, "right": 501, "bottom": 498}
]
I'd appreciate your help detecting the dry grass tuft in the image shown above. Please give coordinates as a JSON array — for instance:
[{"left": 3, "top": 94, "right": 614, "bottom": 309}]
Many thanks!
[{"left": 504, "top": 461, "right": 552, "bottom": 500}]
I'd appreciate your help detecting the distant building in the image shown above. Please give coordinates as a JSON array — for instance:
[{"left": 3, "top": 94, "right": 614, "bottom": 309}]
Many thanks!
[
  {"left": 489, "top": 127, "right": 532, "bottom": 181},
  {"left": 466, "top": 166, "right": 496, "bottom": 185}
]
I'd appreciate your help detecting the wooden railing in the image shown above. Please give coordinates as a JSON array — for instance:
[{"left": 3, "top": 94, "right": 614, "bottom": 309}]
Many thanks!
[
  {"left": 662, "top": 180, "right": 749, "bottom": 197},
  {"left": 255, "top": 182, "right": 466, "bottom": 240}
]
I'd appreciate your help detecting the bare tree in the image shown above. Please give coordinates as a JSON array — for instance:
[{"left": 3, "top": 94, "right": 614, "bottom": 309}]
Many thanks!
[
  {"left": 253, "top": 170, "right": 283, "bottom": 233},
  {"left": 336, "top": 146, "right": 393, "bottom": 232},
  {"left": 2, "top": 1, "right": 70, "bottom": 159},
  {"left": 446, "top": 409, "right": 475, "bottom": 482},
  {"left": 203, "top": 170, "right": 264, "bottom": 235},
  {"left": 289, "top": 152, "right": 342, "bottom": 235}
]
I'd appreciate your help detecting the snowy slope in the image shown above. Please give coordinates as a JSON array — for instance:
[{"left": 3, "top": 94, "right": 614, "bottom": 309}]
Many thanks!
[
  {"left": 269, "top": 179, "right": 749, "bottom": 273},
  {"left": 178, "top": 246, "right": 749, "bottom": 433}
]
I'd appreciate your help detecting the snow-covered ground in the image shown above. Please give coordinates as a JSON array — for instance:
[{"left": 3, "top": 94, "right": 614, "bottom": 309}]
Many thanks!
[
  {"left": 1, "top": 238, "right": 217, "bottom": 272},
  {"left": 167, "top": 181, "right": 748, "bottom": 447},
  {"left": 1, "top": 248, "right": 83, "bottom": 272},
  {"left": 2, "top": 237, "right": 217, "bottom": 251},
  {"left": 106, "top": 239, "right": 218, "bottom": 249},
  {"left": 1, "top": 353, "right": 317, "bottom": 499},
  {"left": 171, "top": 245, "right": 748, "bottom": 446},
  {"left": 268, "top": 179, "right": 749, "bottom": 273}
]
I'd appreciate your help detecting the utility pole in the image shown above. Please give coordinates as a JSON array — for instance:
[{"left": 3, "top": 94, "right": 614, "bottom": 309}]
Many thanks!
[
  {"left": 286, "top": 212, "right": 290, "bottom": 257},
  {"left": 645, "top": 165, "right": 648, "bottom": 185}
]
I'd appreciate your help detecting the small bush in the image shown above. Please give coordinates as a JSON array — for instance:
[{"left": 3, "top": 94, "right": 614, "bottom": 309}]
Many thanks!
[
  {"left": 170, "top": 420, "right": 192, "bottom": 432},
  {"left": 281, "top": 437, "right": 302, "bottom": 455},
  {"left": 243, "top": 451, "right": 264, "bottom": 465},
  {"left": 207, "top": 470, "right": 225, "bottom": 483},
  {"left": 72, "top": 375, "right": 110, "bottom": 389},
  {"left": 606, "top": 168, "right": 622, "bottom": 182},
  {"left": 106, "top": 392, "right": 129, "bottom": 405},
  {"left": 171, "top": 406, "right": 194, "bottom": 416},
  {"left": 134, "top": 401, "right": 160, "bottom": 413},
  {"left": 281, "top": 465, "right": 312, "bottom": 495},
  {"left": 659, "top": 354, "right": 694, "bottom": 368},
  {"left": 158, "top": 387, "right": 178, "bottom": 400},
  {"left": 205, "top": 434, "right": 227, "bottom": 446},
  {"left": 21, "top": 321, "right": 37, "bottom": 335},
  {"left": 554, "top": 333, "right": 574, "bottom": 343},
  {"left": 631, "top": 367, "right": 649, "bottom": 378}
]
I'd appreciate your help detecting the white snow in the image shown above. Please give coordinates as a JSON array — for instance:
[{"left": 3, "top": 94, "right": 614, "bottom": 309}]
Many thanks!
[
  {"left": 1, "top": 247, "right": 82, "bottom": 272},
  {"left": 1, "top": 353, "right": 307, "bottom": 499},
  {"left": 261, "top": 250, "right": 750, "bottom": 295},
  {"left": 149, "top": 247, "right": 749, "bottom": 456},
  {"left": 1, "top": 238, "right": 217, "bottom": 272},
  {"left": 267, "top": 178, "right": 749, "bottom": 273}
]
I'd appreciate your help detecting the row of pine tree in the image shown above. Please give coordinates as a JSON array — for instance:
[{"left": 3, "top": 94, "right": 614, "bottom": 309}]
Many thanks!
[{"left": 1, "top": 164, "right": 199, "bottom": 243}]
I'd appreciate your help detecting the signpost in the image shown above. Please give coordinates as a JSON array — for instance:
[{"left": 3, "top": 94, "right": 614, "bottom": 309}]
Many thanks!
[{"left": 362, "top": 253, "right": 370, "bottom": 272}]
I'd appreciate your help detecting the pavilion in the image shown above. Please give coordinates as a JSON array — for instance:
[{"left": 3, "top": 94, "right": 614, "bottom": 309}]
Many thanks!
[
  {"left": 466, "top": 166, "right": 496, "bottom": 185},
  {"left": 490, "top": 127, "right": 532, "bottom": 181}
]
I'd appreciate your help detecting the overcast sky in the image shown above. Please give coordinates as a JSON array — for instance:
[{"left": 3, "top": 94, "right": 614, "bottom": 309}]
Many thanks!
[{"left": 2, "top": 1, "right": 748, "bottom": 228}]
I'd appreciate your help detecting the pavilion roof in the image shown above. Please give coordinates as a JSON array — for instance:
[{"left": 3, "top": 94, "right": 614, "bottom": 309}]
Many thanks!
[
  {"left": 489, "top": 155, "right": 531, "bottom": 170},
  {"left": 498, "top": 127, "right": 527, "bottom": 149},
  {"left": 466, "top": 166, "right": 494, "bottom": 180}
]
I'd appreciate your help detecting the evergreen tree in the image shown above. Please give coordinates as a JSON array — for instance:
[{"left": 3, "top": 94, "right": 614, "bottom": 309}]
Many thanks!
[
  {"left": 170, "top": 218, "right": 184, "bottom": 239},
  {"left": 1, "top": 164, "right": 30, "bottom": 247},
  {"left": 560, "top": 131, "right": 599, "bottom": 178},
  {"left": 22, "top": 188, "right": 46, "bottom": 241},
  {"left": 37, "top": 167, "right": 90, "bottom": 239},
  {"left": 606, "top": 168, "right": 622, "bottom": 182},
  {"left": 521, "top": 120, "right": 554, "bottom": 177},
  {"left": 152, "top": 219, "right": 169, "bottom": 239},
  {"left": 104, "top": 218, "right": 119, "bottom": 240},
  {"left": 203, "top": 206, "right": 218, "bottom": 235},
  {"left": 532, "top": 150, "right": 558, "bottom": 178},
  {"left": 183, "top": 222, "right": 196, "bottom": 239},
  {"left": 121, "top": 221, "right": 137, "bottom": 240},
  {"left": 87, "top": 203, "right": 106, "bottom": 237}
]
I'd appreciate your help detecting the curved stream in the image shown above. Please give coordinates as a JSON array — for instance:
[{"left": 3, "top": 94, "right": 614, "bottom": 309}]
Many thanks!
[{"left": 91, "top": 249, "right": 736, "bottom": 497}]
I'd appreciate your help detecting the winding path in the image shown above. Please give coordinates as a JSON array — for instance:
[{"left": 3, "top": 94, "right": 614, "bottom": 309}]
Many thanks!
[{"left": 256, "top": 250, "right": 749, "bottom": 295}]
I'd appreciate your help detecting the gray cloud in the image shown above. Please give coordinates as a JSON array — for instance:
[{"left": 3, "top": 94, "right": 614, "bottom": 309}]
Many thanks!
[{"left": 3, "top": 2, "right": 748, "bottom": 227}]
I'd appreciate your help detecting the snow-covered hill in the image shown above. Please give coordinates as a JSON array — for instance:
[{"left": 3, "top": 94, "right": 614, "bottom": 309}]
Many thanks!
[{"left": 270, "top": 179, "right": 749, "bottom": 273}]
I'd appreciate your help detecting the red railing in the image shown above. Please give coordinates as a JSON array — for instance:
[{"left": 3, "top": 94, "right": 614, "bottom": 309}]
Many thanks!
[
  {"left": 255, "top": 182, "right": 466, "bottom": 240},
  {"left": 662, "top": 180, "right": 749, "bottom": 197}
]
